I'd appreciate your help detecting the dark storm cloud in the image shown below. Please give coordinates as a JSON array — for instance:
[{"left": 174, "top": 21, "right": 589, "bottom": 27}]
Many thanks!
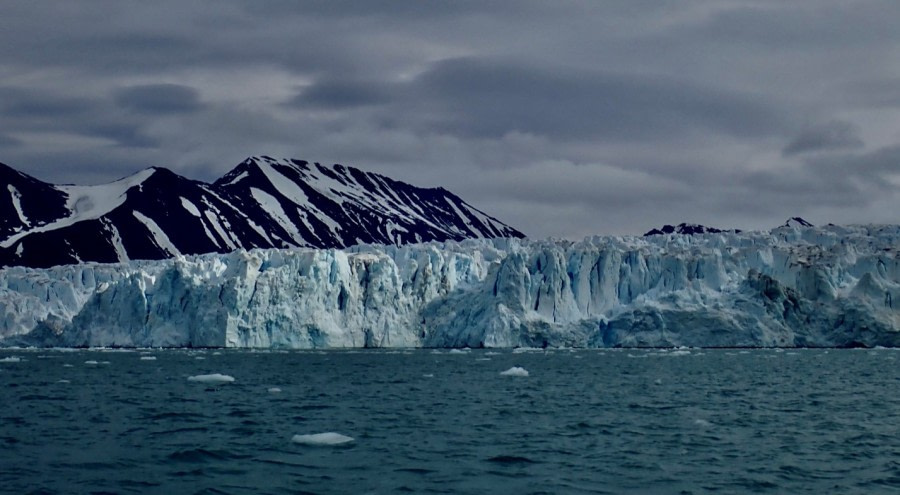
[
  {"left": 287, "top": 80, "right": 392, "bottom": 110},
  {"left": 114, "top": 84, "right": 205, "bottom": 114},
  {"left": 0, "top": 87, "right": 94, "bottom": 119},
  {"left": 783, "top": 121, "right": 864, "bottom": 156},
  {"left": 287, "top": 57, "right": 787, "bottom": 141},
  {"left": 406, "top": 58, "right": 786, "bottom": 140}
]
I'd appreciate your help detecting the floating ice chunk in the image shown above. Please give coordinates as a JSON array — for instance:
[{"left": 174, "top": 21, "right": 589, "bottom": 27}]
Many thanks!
[
  {"left": 693, "top": 419, "right": 712, "bottom": 428},
  {"left": 195, "top": 356, "right": 206, "bottom": 360},
  {"left": 500, "top": 366, "right": 529, "bottom": 377},
  {"left": 485, "top": 351, "right": 501, "bottom": 356},
  {"left": 63, "top": 364, "right": 74, "bottom": 368},
  {"left": 84, "top": 360, "right": 99, "bottom": 365},
  {"left": 449, "top": 348, "right": 470, "bottom": 354},
  {"left": 57, "top": 379, "right": 70, "bottom": 384},
  {"left": 140, "top": 356, "right": 157, "bottom": 361},
  {"left": 0, "top": 357, "right": 22, "bottom": 363},
  {"left": 268, "top": 387, "right": 282, "bottom": 393},
  {"left": 187, "top": 373, "right": 235, "bottom": 384},
  {"left": 291, "top": 432, "right": 354, "bottom": 446},
  {"left": 668, "top": 350, "right": 691, "bottom": 356},
  {"left": 513, "top": 347, "right": 542, "bottom": 354},
  {"left": 422, "top": 373, "right": 434, "bottom": 378}
]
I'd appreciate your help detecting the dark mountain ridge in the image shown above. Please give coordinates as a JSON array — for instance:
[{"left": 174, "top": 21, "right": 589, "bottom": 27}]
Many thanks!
[{"left": 0, "top": 156, "right": 524, "bottom": 268}]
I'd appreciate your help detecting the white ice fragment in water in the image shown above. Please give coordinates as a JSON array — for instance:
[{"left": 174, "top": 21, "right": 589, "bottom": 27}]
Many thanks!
[
  {"left": 449, "top": 348, "right": 469, "bottom": 354},
  {"left": 268, "top": 387, "right": 282, "bottom": 393},
  {"left": 187, "top": 373, "right": 235, "bottom": 384},
  {"left": 140, "top": 356, "right": 157, "bottom": 361},
  {"left": 57, "top": 379, "right": 70, "bottom": 384},
  {"left": 693, "top": 419, "right": 712, "bottom": 428},
  {"left": 668, "top": 350, "right": 691, "bottom": 356},
  {"left": 422, "top": 373, "right": 434, "bottom": 378},
  {"left": 84, "top": 360, "right": 99, "bottom": 365},
  {"left": 0, "top": 357, "right": 22, "bottom": 363},
  {"left": 291, "top": 432, "right": 354, "bottom": 446},
  {"left": 195, "top": 356, "right": 206, "bottom": 360},
  {"left": 63, "top": 364, "right": 74, "bottom": 368},
  {"left": 500, "top": 366, "right": 529, "bottom": 377}
]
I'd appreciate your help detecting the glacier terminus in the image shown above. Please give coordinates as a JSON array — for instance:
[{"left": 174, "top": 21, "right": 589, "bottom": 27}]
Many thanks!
[{"left": 0, "top": 223, "right": 897, "bottom": 348}]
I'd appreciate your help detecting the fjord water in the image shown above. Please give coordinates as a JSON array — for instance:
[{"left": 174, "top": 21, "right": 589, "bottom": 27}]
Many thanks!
[{"left": 2, "top": 349, "right": 899, "bottom": 494}]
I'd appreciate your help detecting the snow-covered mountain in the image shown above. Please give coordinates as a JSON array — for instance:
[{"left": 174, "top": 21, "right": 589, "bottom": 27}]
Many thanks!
[
  {"left": 644, "top": 223, "right": 739, "bottom": 236},
  {"left": 1, "top": 224, "right": 896, "bottom": 348},
  {"left": 0, "top": 156, "right": 524, "bottom": 268}
]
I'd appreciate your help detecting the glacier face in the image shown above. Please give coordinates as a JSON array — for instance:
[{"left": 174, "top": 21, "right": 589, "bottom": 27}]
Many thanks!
[{"left": 0, "top": 224, "right": 897, "bottom": 348}]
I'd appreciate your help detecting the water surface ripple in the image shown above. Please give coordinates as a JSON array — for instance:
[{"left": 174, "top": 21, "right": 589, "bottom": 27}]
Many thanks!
[{"left": 1, "top": 348, "right": 899, "bottom": 494}]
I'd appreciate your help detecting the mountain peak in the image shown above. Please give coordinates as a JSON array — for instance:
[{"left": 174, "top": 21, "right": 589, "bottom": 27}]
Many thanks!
[
  {"left": 644, "top": 222, "right": 738, "bottom": 237},
  {"left": 783, "top": 217, "right": 813, "bottom": 228},
  {"left": 0, "top": 157, "right": 524, "bottom": 267}
]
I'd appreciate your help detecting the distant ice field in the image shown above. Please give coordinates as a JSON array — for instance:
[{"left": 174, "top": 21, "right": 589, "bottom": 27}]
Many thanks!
[{"left": 1, "top": 348, "right": 900, "bottom": 494}]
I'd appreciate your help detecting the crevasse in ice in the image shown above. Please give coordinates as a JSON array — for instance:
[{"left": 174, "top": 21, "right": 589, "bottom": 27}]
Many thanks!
[{"left": 0, "top": 224, "right": 897, "bottom": 348}]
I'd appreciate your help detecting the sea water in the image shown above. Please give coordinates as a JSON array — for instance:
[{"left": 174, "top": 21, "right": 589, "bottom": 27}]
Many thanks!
[{"left": 1, "top": 348, "right": 899, "bottom": 494}]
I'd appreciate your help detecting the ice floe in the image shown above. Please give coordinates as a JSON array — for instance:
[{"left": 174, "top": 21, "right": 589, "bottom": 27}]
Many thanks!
[
  {"left": 187, "top": 373, "right": 235, "bottom": 384},
  {"left": 291, "top": 432, "right": 354, "bottom": 446},
  {"left": 500, "top": 366, "right": 529, "bottom": 377},
  {"left": 0, "top": 357, "right": 22, "bottom": 363}
]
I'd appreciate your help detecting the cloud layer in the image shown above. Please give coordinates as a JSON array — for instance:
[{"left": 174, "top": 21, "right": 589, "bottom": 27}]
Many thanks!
[{"left": 0, "top": 1, "right": 898, "bottom": 236}]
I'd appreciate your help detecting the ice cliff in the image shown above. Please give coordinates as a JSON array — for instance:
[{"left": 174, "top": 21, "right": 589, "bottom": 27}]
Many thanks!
[{"left": 0, "top": 223, "right": 897, "bottom": 348}]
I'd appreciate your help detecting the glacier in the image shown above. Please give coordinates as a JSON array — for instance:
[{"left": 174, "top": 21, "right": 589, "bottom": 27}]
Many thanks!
[{"left": 0, "top": 223, "right": 897, "bottom": 348}]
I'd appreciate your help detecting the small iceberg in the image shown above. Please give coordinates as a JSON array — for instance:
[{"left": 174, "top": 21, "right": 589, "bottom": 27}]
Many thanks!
[
  {"left": 291, "top": 432, "right": 354, "bottom": 446},
  {"left": 187, "top": 373, "right": 235, "bottom": 384},
  {"left": 84, "top": 360, "right": 99, "bottom": 365},
  {"left": 500, "top": 366, "right": 529, "bottom": 377},
  {"left": 0, "top": 357, "right": 22, "bottom": 363},
  {"left": 267, "top": 387, "right": 282, "bottom": 393}
]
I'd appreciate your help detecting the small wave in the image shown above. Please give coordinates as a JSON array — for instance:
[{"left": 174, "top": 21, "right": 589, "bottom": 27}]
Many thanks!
[
  {"left": 486, "top": 455, "right": 536, "bottom": 464},
  {"left": 291, "top": 432, "right": 354, "bottom": 446},
  {"left": 187, "top": 374, "right": 235, "bottom": 384},
  {"left": 500, "top": 366, "right": 529, "bottom": 377},
  {"left": 167, "top": 448, "right": 244, "bottom": 463}
]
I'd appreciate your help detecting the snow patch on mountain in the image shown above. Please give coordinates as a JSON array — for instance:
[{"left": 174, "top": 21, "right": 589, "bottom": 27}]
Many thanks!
[{"left": 0, "top": 157, "right": 524, "bottom": 268}]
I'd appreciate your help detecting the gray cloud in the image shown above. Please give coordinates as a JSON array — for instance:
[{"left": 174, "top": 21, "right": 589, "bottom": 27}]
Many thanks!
[
  {"left": 0, "top": 1, "right": 898, "bottom": 236},
  {"left": 783, "top": 121, "right": 864, "bottom": 156},
  {"left": 115, "top": 84, "right": 205, "bottom": 114},
  {"left": 286, "top": 80, "right": 392, "bottom": 110}
]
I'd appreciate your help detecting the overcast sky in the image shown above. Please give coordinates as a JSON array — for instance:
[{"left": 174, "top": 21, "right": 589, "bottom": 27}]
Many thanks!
[{"left": 1, "top": 1, "right": 898, "bottom": 237}]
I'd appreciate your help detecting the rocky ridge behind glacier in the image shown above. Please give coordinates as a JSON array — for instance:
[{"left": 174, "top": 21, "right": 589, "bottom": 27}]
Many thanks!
[{"left": 0, "top": 223, "right": 897, "bottom": 348}]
